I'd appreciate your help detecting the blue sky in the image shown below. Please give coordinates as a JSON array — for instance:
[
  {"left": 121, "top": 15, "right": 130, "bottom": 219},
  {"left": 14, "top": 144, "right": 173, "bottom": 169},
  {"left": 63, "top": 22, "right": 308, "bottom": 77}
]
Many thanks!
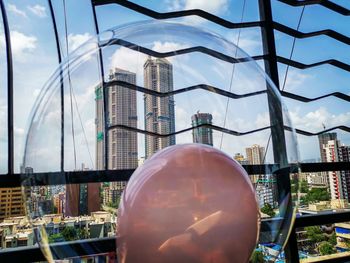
[{"left": 0, "top": 0, "right": 349, "bottom": 173}]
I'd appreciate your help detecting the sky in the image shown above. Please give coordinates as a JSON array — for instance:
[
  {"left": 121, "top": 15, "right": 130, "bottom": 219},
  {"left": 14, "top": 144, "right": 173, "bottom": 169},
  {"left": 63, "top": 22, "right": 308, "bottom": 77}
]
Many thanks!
[{"left": 0, "top": 0, "right": 349, "bottom": 173}]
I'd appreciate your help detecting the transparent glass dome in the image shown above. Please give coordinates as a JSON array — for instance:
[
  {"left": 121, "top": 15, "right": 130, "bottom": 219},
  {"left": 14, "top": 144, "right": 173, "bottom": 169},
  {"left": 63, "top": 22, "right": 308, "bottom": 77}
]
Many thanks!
[{"left": 21, "top": 20, "right": 299, "bottom": 262}]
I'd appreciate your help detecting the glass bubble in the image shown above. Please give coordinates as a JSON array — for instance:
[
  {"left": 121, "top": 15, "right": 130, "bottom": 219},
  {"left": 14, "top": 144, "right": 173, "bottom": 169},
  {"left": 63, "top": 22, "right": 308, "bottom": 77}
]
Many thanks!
[{"left": 21, "top": 20, "right": 299, "bottom": 262}]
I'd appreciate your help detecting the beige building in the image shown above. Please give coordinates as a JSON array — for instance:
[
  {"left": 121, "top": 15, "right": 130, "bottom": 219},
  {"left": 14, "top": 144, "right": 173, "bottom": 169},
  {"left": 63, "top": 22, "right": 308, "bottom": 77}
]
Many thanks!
[
  {"left": 96, "top": 68, "right": 138, "bottom": 194},
  {"left": 96, "top": 68, "right": 138, "bottom": 171},
  {"left": 144, "top": 57, "right": 175, "bottom": 159},
  {"left": 107, "top": 68, "right": 138, "bottom": 171},
  {"left": 246, "top": 144, "right": 276, "bottom": 206},
  {"left": 0, "top": 188, "right": 25, "bottom": 222}
]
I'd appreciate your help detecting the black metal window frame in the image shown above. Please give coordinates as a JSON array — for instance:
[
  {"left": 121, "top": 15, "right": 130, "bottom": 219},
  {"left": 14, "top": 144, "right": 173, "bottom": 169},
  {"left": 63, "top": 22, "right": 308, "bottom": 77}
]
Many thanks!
[{"left": 0, "top": 0, "right": 349, "bottom": 262}]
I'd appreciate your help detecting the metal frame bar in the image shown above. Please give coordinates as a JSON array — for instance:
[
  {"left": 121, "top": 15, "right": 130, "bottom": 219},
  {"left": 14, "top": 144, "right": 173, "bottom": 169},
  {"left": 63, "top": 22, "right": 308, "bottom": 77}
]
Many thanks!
[
  {"left": 92, "top": 0, "right": 262, "bottom": 29},
  {"left": 2, "top": 212, "right": 350, "bottom": 262},
  {"left": 91, "top": 3, "right": 108, "bottom": 170},
  {"left": 258, "top": 0, "right": 296, "bottom": 261},
  {"left": 278, "top": 0, "right": 350, "bottom": 16},
  {"left": 1, "top": 162, "right": 348, "bottom": 188},
  {"left": 47, "top": 0, "right": 65, "bottom": 172},
  {"left": 0, "top": 237, "right": 116, "bottom": 263},
  {"left": 0, "top": 0, "right": 14, "bottom": 175}
]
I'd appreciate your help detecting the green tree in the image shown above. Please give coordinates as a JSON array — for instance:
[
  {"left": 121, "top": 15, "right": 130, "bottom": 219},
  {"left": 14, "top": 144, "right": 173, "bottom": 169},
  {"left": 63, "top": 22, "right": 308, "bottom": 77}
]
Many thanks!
[
  {"left": 329, "top": 232, "right": 337, "bottom": 246},
  {"left": 319, "top": 241, "right": 336, "bottom": 256},
  {"left": 107, "top": 196, "right": 121, "bottom": 209},
  {"left": 48, "top": 233, "right": 63, "bottom": 243},
  {"left": 250, "top": 251, "right": 264, "bottom": 263},
  {"left": 261, "top": 203, "right": 275, "bottom": 217},
  {"left": 300, "top": 180, "right": 309, "bottom": 193},
  {"left": 291, "top": 177, "right": 298, "bottom": 193},
  {"left": 77, "top": 228, "right": 89, "bottom": 239},
  {"left": 303, "top": 188, "right": 330, "bottom": 205},
  {"left": 61, "top": 226, "right": 78, "bottom": 241},
  {"left": 305, "top": 226, "right": 326, "bottom": 244}
]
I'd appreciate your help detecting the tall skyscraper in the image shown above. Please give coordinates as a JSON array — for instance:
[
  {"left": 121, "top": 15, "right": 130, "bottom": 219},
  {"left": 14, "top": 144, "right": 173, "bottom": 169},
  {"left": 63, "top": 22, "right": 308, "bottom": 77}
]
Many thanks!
[
  {"left": 323, "top": 140, "right": 350, "bottom": 202},
  {"left": 246, "top": 144, "right": 265, "bottom": 165},
  {"left": 317, "top": 132, "right": 335, "bottom": 197},
  {"left": 66, "top": 164, "right": 99, "bottom": 216},
  {"left": 246, "top": 144, "right": 265, "bottom": 185},
  {"left": 95, "top": 68, "right": 138, "bottom": 209},
  {"left": 95, "top": 85, "right": 104, "bottom": 170},
  {"left": 191, "top": 112, "right": 213, "bottom": 146},
  {"left": 318, "top": 132, "right": 337, "bottom": 162},
  {"left": 107, "top": 68, "right": 138, "bottom": 171},
  {"left": 96, "top": 68, "right": 138, "bottom": 171},
  {"left": 323, "top": 139, "right": 343, "bottom": 200},
  {"left": 339, "top": 145, "right": 350, "bottom": 202},
  {"left": 144, "top": 57, "right": 175, "bottom": 159},
  {"left": 246, "top": 144, "right": 274, "bottom": 207}
]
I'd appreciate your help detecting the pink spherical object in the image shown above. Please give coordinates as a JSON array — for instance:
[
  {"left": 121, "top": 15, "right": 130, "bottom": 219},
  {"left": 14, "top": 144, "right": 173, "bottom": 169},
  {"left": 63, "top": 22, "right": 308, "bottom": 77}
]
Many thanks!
[{"left": 117, "top": 144, "right": 260, "bottom": 263}]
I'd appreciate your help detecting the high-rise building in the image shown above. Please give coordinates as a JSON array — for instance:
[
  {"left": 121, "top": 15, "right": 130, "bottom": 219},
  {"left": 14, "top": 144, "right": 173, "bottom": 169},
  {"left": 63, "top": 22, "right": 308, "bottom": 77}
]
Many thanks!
[
  {"left": 191, "top": 112, "right": 213, "bottom": 146},
  {"left": 107, "top": 68, "right": 138, "bottom": 170},
  {"left": 338, "top": 144, "right": 350, "bottom": 202},
  {"left": 321, "top": 138, "right": 350, "bottom": 203},
  {"left": 246, "top": 144, "right": 265, "bottom": 165},
  {"left": 0, "top": 188, "right": 25, "bottom": 221},
  {"left": 66, "top": 164, "right": 100, "bottom": 216},
  {"left": 144, "top": 57, "right": 175, "bottom": 158},
  {"left": 95, "top": 68, "right": 138, "bottom": 209},
  {"left": 317, "top": 133, "right": 335, "bottom": 196},
  {"left": 95, "top": 85, "right": 104, "bottom": 170},
  {"left": 96, "top": 68, "right": 138, "bottom": 171},
  {"left": 323, "top": 140, "right": 344, "bottom": 200},
  {"left": 318, "top": 132, "right": 337, "bottom": 162},
  {"left": 246, "top": 144, "right": 275, "bottom": 207},
  {"left": 53, "top": 192, "right": 65, "bottom": 214},
  {"left": 246, "top": 144, "right": 265, "bottom": 186},
  {"left": 304, "top": 172, "right": 329, "bottom": 188}
]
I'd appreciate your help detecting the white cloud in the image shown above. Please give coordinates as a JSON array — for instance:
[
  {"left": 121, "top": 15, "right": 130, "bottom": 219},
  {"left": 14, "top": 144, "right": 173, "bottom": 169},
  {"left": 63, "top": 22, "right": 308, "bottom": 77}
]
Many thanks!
[
  {"left": 290, "top": 107, "right": 350, "bottom": 132},
  {"left": 226, "top": 30, "right": 261, "bottom": 56},
  {"left": 0, "top": 102, "right": 6, "bottom": 141},
  {"left": 167, "top": 0, "right": 229, "bottom": 24},
  {"left": 14, "top": 127, "right": 25, "bottom": 137},
  {"left": 152, "top": 41, "right": 188, "bottom": 53},
  {"left": 33, "top": 88, "right": 41, "bottom": 98},
  {"left": 68, "top": 33, "right": 92, "bottom": 52},
  {"left": 27, "top": 4, "right": 47, "bottom": 18},
  {"left": 288, "top": 107, "right": 350, "bottom": 160},
  {"left": 8, "top": 4, "right": 27, "bottom": 18},
  {"left": 110, "top": 41, "right": 188, "bottom": 81},
  {"left": 184, "top": 0, "right": 228, "bottom": 13},
  {"left": 281, "top": 69, "right": 312, "bottom": 91},
  {"left": 110, "top": 47, "right": 146, "bottom": 79},
  {"left": 255, "top": 112, "right": 270, "bottom": 128},
  {"left": 0, "top": 31, "right": 37, "bottom": 62},
  {"left": 166, "top": 0, "right": 182, "bottom": 11}
]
